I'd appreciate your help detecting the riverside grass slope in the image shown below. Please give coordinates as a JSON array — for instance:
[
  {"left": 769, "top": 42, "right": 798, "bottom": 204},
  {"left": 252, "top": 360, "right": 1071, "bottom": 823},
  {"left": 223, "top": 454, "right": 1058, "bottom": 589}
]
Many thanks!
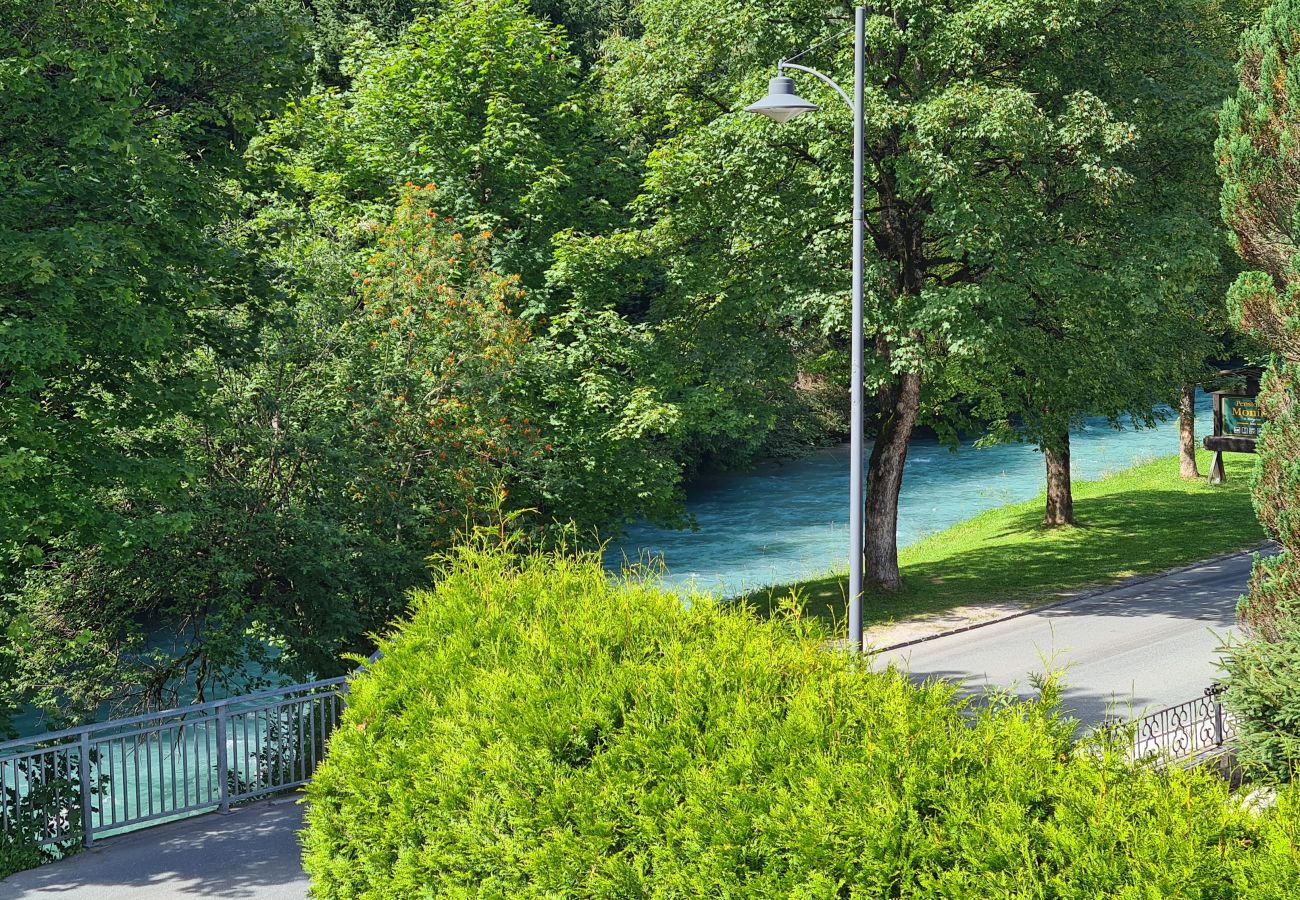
[{"left": 747, "top": 450, "right": 1264, "bottom": 631}]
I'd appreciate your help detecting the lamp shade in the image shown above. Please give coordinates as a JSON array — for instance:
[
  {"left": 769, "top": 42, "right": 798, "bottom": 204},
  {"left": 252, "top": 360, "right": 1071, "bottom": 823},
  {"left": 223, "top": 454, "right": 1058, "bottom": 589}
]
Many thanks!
[{"left": 744, "top": 75, "right": 819, "bottom": 123}]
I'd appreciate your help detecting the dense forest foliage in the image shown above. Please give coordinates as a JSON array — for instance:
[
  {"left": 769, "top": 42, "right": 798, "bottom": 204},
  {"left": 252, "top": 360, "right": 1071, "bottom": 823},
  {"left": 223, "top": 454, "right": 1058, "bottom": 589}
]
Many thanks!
[{"left": 0, "top": 0, "right": 1277, "bottom": 729}]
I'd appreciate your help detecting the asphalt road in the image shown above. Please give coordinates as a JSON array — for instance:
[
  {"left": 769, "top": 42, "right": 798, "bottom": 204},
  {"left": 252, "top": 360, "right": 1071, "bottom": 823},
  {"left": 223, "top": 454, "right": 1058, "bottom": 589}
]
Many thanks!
[
  {"left": 875, "top": 549, "right": 1262, "bottom": 724},
  {"left": 0, "top": 797, "right": 309, "bottom": 900}
]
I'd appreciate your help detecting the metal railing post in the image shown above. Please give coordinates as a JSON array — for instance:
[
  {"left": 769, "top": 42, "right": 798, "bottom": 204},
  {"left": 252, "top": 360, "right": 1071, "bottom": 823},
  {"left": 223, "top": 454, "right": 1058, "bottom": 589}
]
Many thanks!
[
  {"left": 215, "top": 703, "right": 230, "bottom": 814},
  {"left": 78, "top": 732, "right": 93, "bottom": 848},
  {"left": 1205, "top": 683, "right": 1226, "bottom": 748}
]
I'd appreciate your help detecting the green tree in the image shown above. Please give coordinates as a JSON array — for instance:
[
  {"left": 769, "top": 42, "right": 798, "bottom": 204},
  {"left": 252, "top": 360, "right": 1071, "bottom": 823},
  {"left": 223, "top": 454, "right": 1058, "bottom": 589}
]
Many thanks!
[
  {"left": 0, "top": 0, "right": 306, "bottom": 722},
  {"left": 304, "top": 0, "right": 635, "bottom": 84},
  {"left": 5, "top": 183, "right": 685, "bottom": 719},
  {"left": 962, "top": 0, "right": 1248, "bottom": 525},
  {"left": 253, "top": 0, "right": 623, "bottom": 292},
  {"left": 597, "top": 0, "right": 1237, "bottom": 587},
  {"left": 0, "top": 0, "right": 305, "bottom": 582},
  {"left": 0, "top": 0, "right": 691, "bottom": 718},
  {"left": 1218, "top": 0, "right": 1300, "bottom": 777},
  {"left": 303, "top": 0, "right": 428, "bottom": 85},
  {"left": 530, "top": 0, "right": 636, "bottom": 64},
  {"left": 253, "top": 0, "right": 690, "bottom": 520},
  {"left": 5, "top": 188, "right": 545, "bottom": 715},
  {"left": 266, "top": 0, "right": 799, "bottom": 519}
]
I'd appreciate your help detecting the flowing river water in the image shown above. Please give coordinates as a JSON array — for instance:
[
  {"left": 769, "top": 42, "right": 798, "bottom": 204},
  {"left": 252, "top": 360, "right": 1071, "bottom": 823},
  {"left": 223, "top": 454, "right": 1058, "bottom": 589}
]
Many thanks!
[
  {"left": 9, "top": 396, "right": 1214, "bottom": 742},
  {"left": 605, "top": 394, "right": 1216, "bottom": 598}
]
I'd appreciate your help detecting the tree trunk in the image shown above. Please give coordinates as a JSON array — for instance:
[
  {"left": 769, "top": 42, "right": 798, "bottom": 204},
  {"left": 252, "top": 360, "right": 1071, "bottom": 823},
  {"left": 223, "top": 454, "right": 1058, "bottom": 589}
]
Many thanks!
[
  {"left": 1043, "top": 432, "right": 1075, "bottom": 527},
  {"left": 1179, "top": 382, "right": 1200, "bottom": 479},
  {"left": 865, "top": 370, "right": 922, "bottom": 592}
]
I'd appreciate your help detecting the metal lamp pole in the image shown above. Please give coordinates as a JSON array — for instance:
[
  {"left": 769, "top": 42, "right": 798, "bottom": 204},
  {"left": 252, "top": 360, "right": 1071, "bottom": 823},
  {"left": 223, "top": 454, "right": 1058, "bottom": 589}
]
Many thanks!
[{"left": 746, "top": 8, "right": 866, "bottom": 652}]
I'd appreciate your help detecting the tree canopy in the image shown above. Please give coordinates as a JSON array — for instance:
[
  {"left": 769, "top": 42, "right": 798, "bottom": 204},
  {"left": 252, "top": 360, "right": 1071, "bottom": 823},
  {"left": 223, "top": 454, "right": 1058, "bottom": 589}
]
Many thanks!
[
  {"left": 0, "top": 0, "right": 1271, "bottom": 727},
  {"left": 595, "top": 0, "right": 1245, "bottom": 582},
  {"left": 0, "top": 0, "right": 305, "bottom": 578},
  {"left": 254, "top": 0, "right": 620, "bottom": 291}
]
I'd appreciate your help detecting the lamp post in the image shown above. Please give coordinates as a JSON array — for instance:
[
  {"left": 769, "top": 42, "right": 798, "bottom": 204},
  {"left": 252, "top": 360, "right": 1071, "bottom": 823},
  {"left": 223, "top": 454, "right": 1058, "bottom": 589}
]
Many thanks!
[{"left": 746, "top": 8, "right": 866, "bottom": 653}]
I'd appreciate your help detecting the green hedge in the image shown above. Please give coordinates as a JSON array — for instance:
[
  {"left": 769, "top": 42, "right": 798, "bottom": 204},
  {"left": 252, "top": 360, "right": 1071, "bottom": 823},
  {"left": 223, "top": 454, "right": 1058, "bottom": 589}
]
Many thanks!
[{"left": 303, "top": 543, "right": 1300, "bottom": 898}]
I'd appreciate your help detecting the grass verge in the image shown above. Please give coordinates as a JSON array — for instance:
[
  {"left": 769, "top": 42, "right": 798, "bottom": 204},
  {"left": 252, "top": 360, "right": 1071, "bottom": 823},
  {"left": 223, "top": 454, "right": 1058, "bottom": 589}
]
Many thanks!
[{"left": 745, "top": 449, "right": 1264, "bottom": 631}]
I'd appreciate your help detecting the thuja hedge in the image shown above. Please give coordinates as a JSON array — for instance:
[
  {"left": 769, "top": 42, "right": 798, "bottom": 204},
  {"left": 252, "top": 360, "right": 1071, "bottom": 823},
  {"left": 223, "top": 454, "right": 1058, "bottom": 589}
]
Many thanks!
[{"left": 303, "top": 543, "right": 1300, "bottom": 898}]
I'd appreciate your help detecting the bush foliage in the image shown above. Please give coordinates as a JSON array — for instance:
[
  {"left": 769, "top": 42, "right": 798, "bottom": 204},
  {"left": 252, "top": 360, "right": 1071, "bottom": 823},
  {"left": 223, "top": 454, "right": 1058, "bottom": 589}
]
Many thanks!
[
  {"left": 1218, "top": 0, "right": 1300, "bottom": 779},
  {"left": 303, "top": 544, "right": 1300, "bottom": 898}
]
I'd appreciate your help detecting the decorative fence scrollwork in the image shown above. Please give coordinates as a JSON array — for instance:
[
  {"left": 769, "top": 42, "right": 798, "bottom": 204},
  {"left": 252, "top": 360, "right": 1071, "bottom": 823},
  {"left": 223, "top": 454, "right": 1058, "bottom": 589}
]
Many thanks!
[{"left": 1106, "top": 684, "right": 1235, "bottom": 763}]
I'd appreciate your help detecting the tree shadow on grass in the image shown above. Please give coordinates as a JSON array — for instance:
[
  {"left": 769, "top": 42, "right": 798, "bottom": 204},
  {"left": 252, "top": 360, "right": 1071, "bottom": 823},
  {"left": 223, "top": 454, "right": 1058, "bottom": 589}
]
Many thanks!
[
  {"left": 745, "top": 482, "right": 1263, "bottom": 632},
  {"left": 908, "top": 488, "right": 1257, "bottom": 592}
]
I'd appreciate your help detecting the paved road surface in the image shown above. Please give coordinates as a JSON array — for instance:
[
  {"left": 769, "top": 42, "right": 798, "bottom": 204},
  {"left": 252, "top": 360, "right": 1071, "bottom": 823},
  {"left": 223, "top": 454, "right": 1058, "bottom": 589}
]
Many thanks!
[
  {"left": 875, "top": 550, "right": 1261, "bottom": 723},
  {"left": 0, "top": 797, "right": 308, "bottom": 900}
]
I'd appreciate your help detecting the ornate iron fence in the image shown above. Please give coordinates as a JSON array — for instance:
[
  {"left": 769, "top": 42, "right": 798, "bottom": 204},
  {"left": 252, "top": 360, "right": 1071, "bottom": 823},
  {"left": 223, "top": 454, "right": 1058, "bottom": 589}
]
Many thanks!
[
  {"left": 0, "top": 676, "right": 347, "bottom": 852},
  {"left": 1107, "top": 684, "right": 1235, "bottom": 763}
]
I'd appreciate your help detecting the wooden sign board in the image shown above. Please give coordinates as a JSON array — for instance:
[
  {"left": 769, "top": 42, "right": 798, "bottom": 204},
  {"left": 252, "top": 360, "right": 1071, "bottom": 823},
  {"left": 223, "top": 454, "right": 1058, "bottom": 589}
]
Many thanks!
[
  {"left": 1204, "top": 389, "right": 1263, "bottom": 483},
  {"left": 1223, "top": 395, "right": 1265, "bottom": 438}
]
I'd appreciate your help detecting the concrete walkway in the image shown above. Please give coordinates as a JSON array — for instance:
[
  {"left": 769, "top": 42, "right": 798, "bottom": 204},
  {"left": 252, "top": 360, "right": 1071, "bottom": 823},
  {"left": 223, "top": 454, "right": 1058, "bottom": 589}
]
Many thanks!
[
  {"left": 0, "top": 797, "right": 309, "bottom": 900},
  {"left": 875, "top": 549, "right": 1264, "bottom": 723}
]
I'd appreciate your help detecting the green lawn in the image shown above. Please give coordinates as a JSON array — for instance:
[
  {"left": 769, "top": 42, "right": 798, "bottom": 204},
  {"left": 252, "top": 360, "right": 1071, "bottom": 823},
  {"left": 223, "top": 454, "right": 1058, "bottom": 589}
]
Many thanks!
[{"left": 745, "top": 449, "right": 1264, "bottom": 631}]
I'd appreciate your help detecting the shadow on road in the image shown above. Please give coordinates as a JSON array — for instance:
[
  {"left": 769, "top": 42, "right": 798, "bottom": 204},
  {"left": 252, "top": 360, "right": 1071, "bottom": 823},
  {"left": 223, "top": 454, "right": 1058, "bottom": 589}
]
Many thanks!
[
  {"left": 1030, "top": 562, "right": 1245, "bottom": 627},
  {"left": 0, "top": 797, "right": 308, "bottom": 899},
  {"left": 890, "top": 667, "right": 1176, "bottom": 728}
]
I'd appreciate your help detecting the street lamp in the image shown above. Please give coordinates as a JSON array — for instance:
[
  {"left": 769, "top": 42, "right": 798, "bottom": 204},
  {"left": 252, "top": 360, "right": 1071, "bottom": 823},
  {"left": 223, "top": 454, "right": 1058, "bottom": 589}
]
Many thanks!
[
  {"left": 746, "top": 8, "right": 867, "bottom": 653},
  {"left": 744, "top": 76, "right": 819, "bottom": 122}
]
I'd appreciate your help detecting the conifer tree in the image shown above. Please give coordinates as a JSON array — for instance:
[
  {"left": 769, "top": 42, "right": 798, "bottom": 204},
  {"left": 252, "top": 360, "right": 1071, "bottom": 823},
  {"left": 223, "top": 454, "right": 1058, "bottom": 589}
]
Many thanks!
[{"left": 1218, "top": 0, "right": 1300, "bottom": 775}]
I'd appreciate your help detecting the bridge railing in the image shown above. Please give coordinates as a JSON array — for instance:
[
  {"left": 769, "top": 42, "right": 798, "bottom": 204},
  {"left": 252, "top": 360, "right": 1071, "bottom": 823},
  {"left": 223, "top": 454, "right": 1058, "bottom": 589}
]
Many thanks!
[{"left": 0, "top": 676, "right": 348, "bottom": 851}]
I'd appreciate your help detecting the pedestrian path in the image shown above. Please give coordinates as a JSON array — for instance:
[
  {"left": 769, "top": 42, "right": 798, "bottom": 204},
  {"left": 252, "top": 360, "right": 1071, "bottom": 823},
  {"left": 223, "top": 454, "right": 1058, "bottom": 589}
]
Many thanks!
[{"left": 0, "top": 797, "right": 308, "bottom": 900}]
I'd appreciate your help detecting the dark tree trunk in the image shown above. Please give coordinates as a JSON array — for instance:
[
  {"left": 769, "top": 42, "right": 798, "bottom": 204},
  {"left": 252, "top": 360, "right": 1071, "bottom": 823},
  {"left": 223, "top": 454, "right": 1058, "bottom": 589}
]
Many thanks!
[
  {"left": 1043, "top": 432, "right": 1075, "bottom": 527},
  {"left": 865, "top": 370, "right": 922, "bottom": 592},
  {"left": 1179, "top": 382, "right": 1200, "bottom": 479}
]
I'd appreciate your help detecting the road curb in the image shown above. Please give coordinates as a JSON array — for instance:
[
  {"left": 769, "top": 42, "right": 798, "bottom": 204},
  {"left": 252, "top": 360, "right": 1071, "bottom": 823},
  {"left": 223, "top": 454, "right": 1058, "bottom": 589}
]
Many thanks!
[{"left": 871, "top": 541, "right": 1277, "bottom": 654}]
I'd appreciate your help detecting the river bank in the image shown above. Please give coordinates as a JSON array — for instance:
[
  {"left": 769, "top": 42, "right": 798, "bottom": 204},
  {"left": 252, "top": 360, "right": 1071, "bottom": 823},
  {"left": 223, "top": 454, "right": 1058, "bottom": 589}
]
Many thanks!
[
  {"left": 607, "top": 397, "right": 1219, "bottom": 597},
  {"left": 746, "top": 450, "right": 1262, "bottom": 633}
]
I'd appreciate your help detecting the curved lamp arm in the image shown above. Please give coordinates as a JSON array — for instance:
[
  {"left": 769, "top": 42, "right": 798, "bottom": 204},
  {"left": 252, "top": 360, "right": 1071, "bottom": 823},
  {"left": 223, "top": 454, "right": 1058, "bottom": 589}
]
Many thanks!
[{"left": 779, "top": 62, "right": 855, "bottom": 113}]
